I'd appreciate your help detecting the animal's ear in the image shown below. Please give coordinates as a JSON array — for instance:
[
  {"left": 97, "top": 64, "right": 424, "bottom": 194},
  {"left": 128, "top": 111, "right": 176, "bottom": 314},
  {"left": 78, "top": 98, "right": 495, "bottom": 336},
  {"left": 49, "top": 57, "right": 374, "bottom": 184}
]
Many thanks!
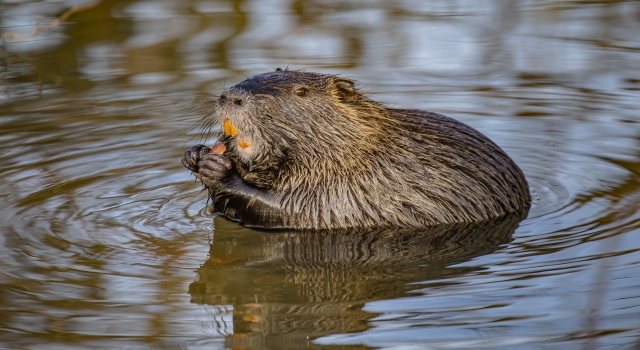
[{"left": 330, "top": 78, "right": 357, "bottom": 99}]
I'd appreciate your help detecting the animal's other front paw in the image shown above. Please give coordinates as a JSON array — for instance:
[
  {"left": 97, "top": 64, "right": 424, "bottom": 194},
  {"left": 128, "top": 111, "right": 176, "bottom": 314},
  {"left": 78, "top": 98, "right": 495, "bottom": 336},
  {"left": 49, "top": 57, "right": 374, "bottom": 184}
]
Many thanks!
[
  {"left": 182, "top": 144, "right": 233, "bottom": 187},
  {"left": 197, "top": 153, "right": 233, "bottom": 186}
]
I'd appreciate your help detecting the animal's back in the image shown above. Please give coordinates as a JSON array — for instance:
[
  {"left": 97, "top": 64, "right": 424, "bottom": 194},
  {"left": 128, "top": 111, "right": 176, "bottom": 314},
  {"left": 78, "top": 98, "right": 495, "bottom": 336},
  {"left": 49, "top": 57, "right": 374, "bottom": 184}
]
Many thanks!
[{"left": 382, "top": 108, "right": 530, "bottom": 225}]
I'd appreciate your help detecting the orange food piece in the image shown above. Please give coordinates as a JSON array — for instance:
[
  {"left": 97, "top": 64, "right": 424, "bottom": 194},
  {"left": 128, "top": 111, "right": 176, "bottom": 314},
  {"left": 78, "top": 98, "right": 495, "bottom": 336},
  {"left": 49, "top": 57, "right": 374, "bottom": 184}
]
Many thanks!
[
  {"left": 210, "top": 143, "right": 226, "bottom": 154},
  {"left": 238, "top": 141, "right": 252, "bottom": 148},
  {"left": 224, "top": 119, "right": 238, "bottom": 136}
]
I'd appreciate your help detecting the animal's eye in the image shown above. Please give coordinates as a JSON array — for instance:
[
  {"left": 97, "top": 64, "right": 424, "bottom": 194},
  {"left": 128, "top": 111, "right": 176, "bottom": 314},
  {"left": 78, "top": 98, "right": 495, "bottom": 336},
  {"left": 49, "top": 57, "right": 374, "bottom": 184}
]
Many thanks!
[{"left": 294, "top": 88, "right": 307, "bottom": 96}]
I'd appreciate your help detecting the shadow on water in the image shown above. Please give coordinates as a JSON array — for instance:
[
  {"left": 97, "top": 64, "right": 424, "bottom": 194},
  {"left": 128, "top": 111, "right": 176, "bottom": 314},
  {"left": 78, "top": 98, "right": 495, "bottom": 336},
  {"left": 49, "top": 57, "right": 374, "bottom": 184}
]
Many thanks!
[{"left": 189, "top": 209, "right": 528, "bottom": 349}]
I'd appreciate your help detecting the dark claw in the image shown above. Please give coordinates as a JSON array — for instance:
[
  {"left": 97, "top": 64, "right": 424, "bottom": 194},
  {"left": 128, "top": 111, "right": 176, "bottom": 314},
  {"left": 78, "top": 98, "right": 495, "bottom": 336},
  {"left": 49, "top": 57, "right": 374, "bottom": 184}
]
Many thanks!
[{"left": 182, "top": 144, "right": 210, "bottom": 172}]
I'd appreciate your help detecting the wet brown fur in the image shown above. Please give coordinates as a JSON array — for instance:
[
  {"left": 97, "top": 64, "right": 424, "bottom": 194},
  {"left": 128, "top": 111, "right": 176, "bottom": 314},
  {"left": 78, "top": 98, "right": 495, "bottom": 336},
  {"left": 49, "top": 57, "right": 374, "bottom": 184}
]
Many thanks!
[{"left": 207, "top": 69, "right": 530, "bottom": 229}]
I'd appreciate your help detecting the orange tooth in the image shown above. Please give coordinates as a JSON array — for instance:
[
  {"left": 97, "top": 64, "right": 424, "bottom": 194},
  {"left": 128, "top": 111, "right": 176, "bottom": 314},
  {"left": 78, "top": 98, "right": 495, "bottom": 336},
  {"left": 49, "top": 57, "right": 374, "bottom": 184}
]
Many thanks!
[
  {"left": 223, "top": 119, "right": 238, "bottom": 136},
  {"left": 239, "top": 141, "right": 252, "bottom": 148}
]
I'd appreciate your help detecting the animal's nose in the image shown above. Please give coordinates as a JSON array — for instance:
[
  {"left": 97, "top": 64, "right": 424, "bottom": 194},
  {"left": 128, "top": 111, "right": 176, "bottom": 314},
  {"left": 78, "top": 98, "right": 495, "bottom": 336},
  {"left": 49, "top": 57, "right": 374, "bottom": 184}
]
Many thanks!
[{"left": 219, "top": 92, "right": 244, "bottom": 107}]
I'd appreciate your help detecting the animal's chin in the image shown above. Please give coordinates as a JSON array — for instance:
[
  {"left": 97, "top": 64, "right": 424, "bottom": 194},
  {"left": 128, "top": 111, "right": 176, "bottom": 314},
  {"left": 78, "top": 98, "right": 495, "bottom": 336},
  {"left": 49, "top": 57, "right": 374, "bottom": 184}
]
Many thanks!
[{"left": 235, "top": 134, "right": 256, "bottom": 158}]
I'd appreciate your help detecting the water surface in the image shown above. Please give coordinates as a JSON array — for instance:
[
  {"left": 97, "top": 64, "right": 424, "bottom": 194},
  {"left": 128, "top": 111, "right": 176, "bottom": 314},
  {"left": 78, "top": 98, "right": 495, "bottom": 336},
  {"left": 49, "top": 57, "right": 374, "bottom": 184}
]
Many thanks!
[{"left": 1, "top": 1, "right": 640, "bottom": 349}]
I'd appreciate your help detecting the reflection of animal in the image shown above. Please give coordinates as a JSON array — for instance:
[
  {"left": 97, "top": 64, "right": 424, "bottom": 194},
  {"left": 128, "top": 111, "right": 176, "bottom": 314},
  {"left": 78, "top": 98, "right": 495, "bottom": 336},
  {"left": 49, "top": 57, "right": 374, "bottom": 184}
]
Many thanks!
[
  {"left": 182, "top": 69, "right": 531, "bottom": 229},
  {"left": 189, "top": 212, "right": 525, "bottom": 347}
]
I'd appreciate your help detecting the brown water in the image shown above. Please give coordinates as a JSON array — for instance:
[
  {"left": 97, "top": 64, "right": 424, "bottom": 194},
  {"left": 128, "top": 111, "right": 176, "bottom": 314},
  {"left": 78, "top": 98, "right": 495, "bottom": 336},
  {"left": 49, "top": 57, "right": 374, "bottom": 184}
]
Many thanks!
[{"left": 1, "top": 1, "right": 640, "bottom": 349}]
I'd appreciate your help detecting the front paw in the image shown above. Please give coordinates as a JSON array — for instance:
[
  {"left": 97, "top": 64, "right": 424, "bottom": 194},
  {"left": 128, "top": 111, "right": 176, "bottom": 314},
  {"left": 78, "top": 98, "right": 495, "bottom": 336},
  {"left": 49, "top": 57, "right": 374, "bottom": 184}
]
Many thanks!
[
  {"left": 197, "top": 153, "right": 233, "bottom": 186},
  {"left": 182, "top": 144, "right": 233, "bottom": 187},
  {"left": 182, "top": 144, "right": 211, "bottom": 173}
]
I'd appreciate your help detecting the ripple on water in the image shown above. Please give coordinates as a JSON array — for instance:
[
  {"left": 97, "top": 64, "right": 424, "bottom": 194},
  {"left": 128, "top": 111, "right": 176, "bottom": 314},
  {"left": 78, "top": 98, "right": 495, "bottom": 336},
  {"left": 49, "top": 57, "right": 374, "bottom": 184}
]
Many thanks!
[{"left": 0, "top": 93, "right": 218, "bottom": 346}]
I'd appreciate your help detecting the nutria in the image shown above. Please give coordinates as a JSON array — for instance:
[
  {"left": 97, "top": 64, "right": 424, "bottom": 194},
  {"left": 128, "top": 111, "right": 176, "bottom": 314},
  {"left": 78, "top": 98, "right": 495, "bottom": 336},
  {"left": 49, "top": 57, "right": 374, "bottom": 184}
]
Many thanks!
[{"left": 182, "top": 68, "right": 530, "bottom": 229}]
